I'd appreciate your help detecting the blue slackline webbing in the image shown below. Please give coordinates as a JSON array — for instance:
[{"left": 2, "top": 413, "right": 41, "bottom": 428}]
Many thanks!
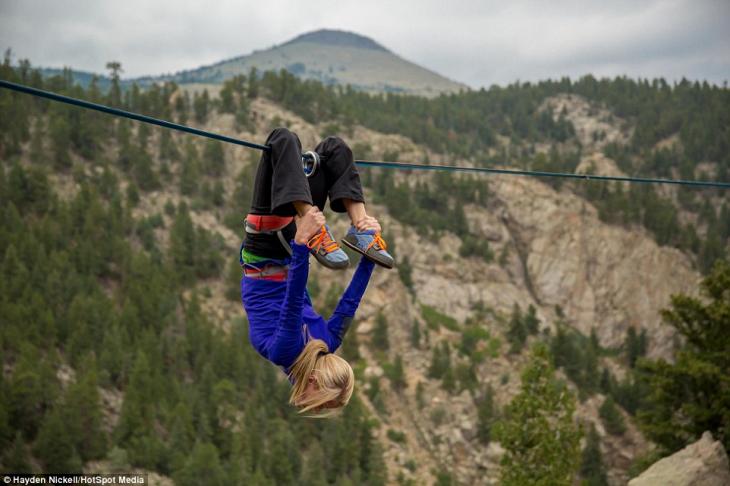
[
  {"left": 0, "top": 79, "right": 270, "bottom": 152},
  {"left": 354, "top": 161, "right": 730, "bottom": 188}
]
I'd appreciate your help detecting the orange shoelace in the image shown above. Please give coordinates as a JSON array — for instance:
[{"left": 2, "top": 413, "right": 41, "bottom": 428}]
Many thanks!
[
  {"left": 367, "top": 232, "right": 387, "bottom": 252},
  {"left": 307, "top": 226, "right": 340, "bottom": 253}
]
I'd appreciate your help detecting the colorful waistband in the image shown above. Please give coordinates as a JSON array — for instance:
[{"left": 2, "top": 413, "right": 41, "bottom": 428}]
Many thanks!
[{"left": 240, "top": 247, "right": 289, "bottom": 282}]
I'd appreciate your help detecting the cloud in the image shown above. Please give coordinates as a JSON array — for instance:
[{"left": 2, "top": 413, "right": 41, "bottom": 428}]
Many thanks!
[{"left": 0, "top": 0, "right": 728, "bottom": 86}]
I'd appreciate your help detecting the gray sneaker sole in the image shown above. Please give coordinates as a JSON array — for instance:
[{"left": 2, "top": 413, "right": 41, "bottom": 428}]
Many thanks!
[
  {"left": 341, "top": 236, "right": 395, "bottom": 269},
  {"left": 312, "top": 250, "right": 350, "bottom": 270}
]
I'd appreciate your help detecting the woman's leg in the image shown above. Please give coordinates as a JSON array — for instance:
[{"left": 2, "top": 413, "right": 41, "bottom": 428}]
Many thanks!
[
  {"left": 245, "top": 128, "right": 350, "bottom": 268},
  {"left": 244, "top": 128, "right": 319, "bottom": 260},
  {"left": 343, "top": 199, "right": 367, "bottom": 226},
  {"left": 293, "top": 201, "right": 313, "bottom": 217},
  {"left": 313, "top": 136, "right": 366, "bottom": 220},
  {"left": 314, "top": 136, "right": 393, "bottom": 268},
  {"left": 250, "top": 128, "right": 313, "bottom": 216}
]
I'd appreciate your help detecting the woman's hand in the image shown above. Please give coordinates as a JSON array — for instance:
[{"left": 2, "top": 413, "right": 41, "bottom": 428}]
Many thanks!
[
  {"left": 295, "top": 207, "right": 326, "bottom": 245},
  {"left": 354, "top": 215, "right": 382, "bottom": 233}
]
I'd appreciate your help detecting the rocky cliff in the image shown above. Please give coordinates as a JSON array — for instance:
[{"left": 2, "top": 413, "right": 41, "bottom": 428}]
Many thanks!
[{"left": 629, "top": 432, "right": 730, "bottom": 486}]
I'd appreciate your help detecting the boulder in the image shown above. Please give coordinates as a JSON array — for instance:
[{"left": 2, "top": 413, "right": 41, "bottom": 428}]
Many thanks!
[{"left": 628, "top": 432, "right": 730, "bottom": 486}]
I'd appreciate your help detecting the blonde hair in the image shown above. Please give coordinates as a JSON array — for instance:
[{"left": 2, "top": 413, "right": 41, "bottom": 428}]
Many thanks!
[{"left": 288, "top": 339, "right": 354, "bottom": 418}]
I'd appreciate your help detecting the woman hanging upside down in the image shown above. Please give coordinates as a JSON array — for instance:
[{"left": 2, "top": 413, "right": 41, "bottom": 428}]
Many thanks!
[{"left": 240, "top": 128, "right": 394, "bottom": 417}]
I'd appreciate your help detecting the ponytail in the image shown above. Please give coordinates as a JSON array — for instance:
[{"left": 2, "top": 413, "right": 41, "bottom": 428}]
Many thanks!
[{"left": 288, "top": 339, "right": 354, "bottom": 417}]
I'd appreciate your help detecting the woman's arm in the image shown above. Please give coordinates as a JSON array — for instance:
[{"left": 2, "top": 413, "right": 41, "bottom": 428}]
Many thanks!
[
  {"left": 326, "top": 256, "right": 376, "bottom": 348},
  {"left": 266, "top": 206, "right": 326, "bottom": 366},
  {"left": 265, "top": 242, "right": 310, "bottom": 367}
]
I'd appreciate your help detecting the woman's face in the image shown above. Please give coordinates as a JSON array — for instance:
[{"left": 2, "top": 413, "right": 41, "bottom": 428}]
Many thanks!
[
  {"left": 303, "top": 375, "right": 339, "bottom": 410},
  {"left": 303, "top": 375, "right": 319, "bottom": 399}
]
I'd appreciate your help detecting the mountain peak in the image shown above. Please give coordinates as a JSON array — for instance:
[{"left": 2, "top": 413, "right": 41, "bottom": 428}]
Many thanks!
[{"left": 281, "top": 29, "right": 389, "bottom": 53}]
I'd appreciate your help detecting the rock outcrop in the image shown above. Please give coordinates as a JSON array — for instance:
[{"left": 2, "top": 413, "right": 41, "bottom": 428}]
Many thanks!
[
  {"left": 628, "top": 432, "right": 730, "bottom": 486},
  {"left": 488, "top": 175, "right": 699, "bottom": 359}
]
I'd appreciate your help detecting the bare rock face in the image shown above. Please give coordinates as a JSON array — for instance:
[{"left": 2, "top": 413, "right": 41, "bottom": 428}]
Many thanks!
[
  {"left": 488, "top": 175, "right": 699, "bottom": 359},
  {"left": 628, "top": 432, "right": 730, "bottom": 486},
  {"left": 576, "top": 152, "right": 627, "bottom": 178},
  {"left": 541, "top": 93, "right": 631, "bottom": 150}
]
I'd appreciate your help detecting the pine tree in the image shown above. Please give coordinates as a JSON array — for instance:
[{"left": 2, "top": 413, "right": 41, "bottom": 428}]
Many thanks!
[
  {"left": 175, "top": 442, "right": 226, "bottom": 486},
  {"left": 175, "top": 92, "right": 189, "bottom": 125},
  {"left": 64, "top": 356, "right": 107, "bottom": 460},
  {"left": 372, "top": 312, "right": 390, "bottom": 350},
  {"left": 219, "top": 82, "right": 236, "bottom": 114},
  {"left": 410, "top": 320, "right": 421, "bottom": 349},
  {"left": 428, "top": 341, "right": 451, "bottom": 379},
  {"left": 551, "top": 325, "right": 582, "bottom": 386},
  {"left": 48, "top": 112, "right": 71, "bottom": 169},
  {"left": 99, "top": 324, "right": 127, "bottom": 387},
  {"left": 386, "top": 356, "right": 406, "bottom": 392},
  {"left": 0, "top": 382, "right": 11, "bottom": 452},
  {"left": 265, "top": 421, "right": 301, "bottom": 485},
  {"left": 435, "top": 469, "right": 455, "bottom": 486},
  {"left": 106, "top": 447, "right": 131, "bottom": 473},
  {"left": 455, "top": 362, "right": 478, "bottom": 392},
  {"left": 638, "top": 259, "right": 730, "bottom": 452},
  {"left": 599, "top": 396, "right": 626, "bottom": 435},
  {"left": 415, "top": 381, "right": 425, "bottom": 410},
  {"left": 599, "top": 368, "right": 614, "bottom": 395},
  {"left": 167, "top": 402, "right": 196, "bottom": 471},
  {"left": 130, "top": 144, "right": 160, "bottom": 192},
  {"left": 524, "top": 304, "right": 540, "bottom": 334},
  {"left": 34, "top": 406, "right": 83, "bottom": 474},
  {"left": 580, "top": 424, "right": 608, "bottom": 486},
  {"left": 584, "top": 330, "right": 601, "bottom": 394},
  {"left": 9, "top": 345, "right": 58, "bottom": 438},
  {"left": 106, "top": 61, "right": 123, "bottom": 107},
  {"left": 441, "top": 367, "right": 456, "bottom": 393},
  {"left": 235, "top": 96, "right": 252, "bottom": 131},
  {"left": 476, "top": 385, "right": 496, "bottom": 444},
  {"left": 303, "top": 441, "right": 328, "bottom": 486},
  {"left": 203, "top": 140, "right": 225, "bottom": 177},
  {"left": 223, "top": 154, "right": 257, "bottom": 229},
  {"left": 625, "top": 327, "right": 648, "bottom": 368},
  {"left": 397, "top": 256, "right": 413, "bottom": 292},
  {"left": 226, "top": 259, "right": 242, "bottom": 301},
  {"left": 507, "top": 303, "right": 527, "bottom": 353},
  {"left": 180, "top": 141, "right": 200, "bottom": 196},
  {"left": 159, "top": 129, "right": 180, "bottom": 161},
  {"left": 212, "top": 180, "right": 225, "bottom": 207},
  {"left": 3, "top": 431, "right": 32, "bottom": 472},
  {"left": 169, "top": 204, "right": 197, "bottom": 284},
  {"left": 247, "top": 67, "right": 259, "bottom": 98},
  {"left": 193, "top": 90, "right": 210, "bottom": 124},
  {"left": 495, "top": 344, "right": 582, "bottom": 485},
  {"left": 29, "top": 117, "right": 45, "bottom": 164},
  {"left": 115, "top": 351, "right": 156, "bottom": 445}
]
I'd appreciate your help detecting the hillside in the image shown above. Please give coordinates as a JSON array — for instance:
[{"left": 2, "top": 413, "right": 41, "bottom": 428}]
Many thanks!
[
  {"left": 1, "top": 61, "right": 729, "bottom": 486},
  {"left": 136, "top": 29, "right": 467, "bottom": 97}
]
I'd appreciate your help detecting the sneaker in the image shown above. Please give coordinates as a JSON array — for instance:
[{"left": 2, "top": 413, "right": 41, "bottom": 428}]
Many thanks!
[
  {"left": 307, "top": 225, "right": 350, "bottom": 270},
  {"left": 341, "top": 226, "right": 395, "bottom": 269}
]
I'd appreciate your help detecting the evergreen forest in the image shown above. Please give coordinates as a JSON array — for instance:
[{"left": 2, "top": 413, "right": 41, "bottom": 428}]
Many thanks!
[{"left": 1, "top": 52, "right": 728, "bottom": 485}]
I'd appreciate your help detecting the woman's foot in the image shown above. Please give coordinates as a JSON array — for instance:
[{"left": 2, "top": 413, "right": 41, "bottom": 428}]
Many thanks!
[
  {"left": 307, "top": 225, "right": 350, "bottom": 270},
  {"left": 341, "top": 226, "right": 395, "bottom": 269}
]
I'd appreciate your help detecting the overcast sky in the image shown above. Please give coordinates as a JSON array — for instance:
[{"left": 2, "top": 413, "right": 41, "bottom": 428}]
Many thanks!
[{"left": 1, "top": 0, "right": 728, "bottom": 87}]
